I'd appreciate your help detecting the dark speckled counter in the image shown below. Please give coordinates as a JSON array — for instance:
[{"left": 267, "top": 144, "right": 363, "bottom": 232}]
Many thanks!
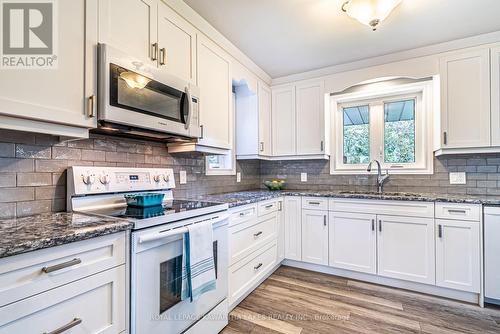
[
  {"left": 199, "top": 190, "right": 500, "bottom": 208},
  {"left": 0, "top": 212, "right": 132, "bottom": 259}
]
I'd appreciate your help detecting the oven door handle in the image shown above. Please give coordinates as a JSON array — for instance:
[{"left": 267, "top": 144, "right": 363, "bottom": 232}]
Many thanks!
[{"left": 138, "top": 213, "right": 229, "bottom": 244}]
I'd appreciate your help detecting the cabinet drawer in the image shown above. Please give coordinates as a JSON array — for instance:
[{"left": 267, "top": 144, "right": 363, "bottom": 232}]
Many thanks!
[
  {"left": 0, "top": 232, "right": 126, "bottom": 307},
  {"left": 229, "top": 214, "right": 278, "bottom": 265},
  {"left": 258, "top": 200, "right": 279, "bottom": 216},
  {"left": 0, "top": 265, "right": 126, "bottom": 334},
  {"left": 435, "top": 203, "right": 481, "bottom": 221},
  {"left": 229, "top": 241, "right": 277, "bottom": 305},
  {"left": 302, "top": 197, "right": 328, "bottom": 210},
  {"left": 229, "top": 204, "right": 257, "bottom": 227}
]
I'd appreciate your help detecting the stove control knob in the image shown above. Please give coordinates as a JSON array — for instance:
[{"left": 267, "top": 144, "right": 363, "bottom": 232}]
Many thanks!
[
  {"left": 82, "top": 174, "right": 95, "bottom": 185},
  {"left": 153, "top": 175, "right": 162, "bottom": 183},
  {"left": 100, "top": 174, "right": 111, "bottom": 185},
  {"left": 163, "top": 174, "right": 170, "bottom": 182}
]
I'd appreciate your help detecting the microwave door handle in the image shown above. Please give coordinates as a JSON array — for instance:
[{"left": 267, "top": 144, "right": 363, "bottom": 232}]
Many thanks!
[{"left": 184, "top": 87, "right": 193, "bottom": 130}]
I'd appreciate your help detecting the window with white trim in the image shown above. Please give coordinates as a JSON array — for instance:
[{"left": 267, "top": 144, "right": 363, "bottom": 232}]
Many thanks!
[
  {"left": 206, "top": 152, "right": 236, "bottom": 175},
  {"left": 330, "top": 80, "right": 435, "bottom": 174}
]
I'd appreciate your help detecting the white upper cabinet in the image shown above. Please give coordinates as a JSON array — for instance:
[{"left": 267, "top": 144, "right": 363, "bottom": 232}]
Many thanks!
[
  {"left": 157, "top": 3, "right": 197, "bottom": 84},
  {"left": 0, "top": 0, "right": 98, "bottom": 136},
  {"left": 267, "top": 79, "right": 327, "bottom": 160},
  {"left": 296, "top": 80, "right": 326, "bottom": 155},
  {"left": 436, "top": 219, "right": 480, "bottom": 293},
  {"left": 491, "top": 46, "right": 500, "bottom": 146},
  {"left": 100, "top": 0, "right": 196, "bottom": 84},
  {"left": 235, "top": 80, "right": 273, "bottom": 159},
  {"left": 439, "top": 47, "right": 491, "bottom": 149},
  {"left": 258, "top": 82, "right": 273, "bottom": 156},
  {"left": 272, "top": 85, "right": 296, "bottom": 156},
  {"left": 377, "top": 215, "right": 435, "bottom": 285},
  {"left": 329, "top": 212, "right": 377, "bottom": 274},
  {"left": 301, "top": 209, "right": 329, "bottom": 266},
  {"left": 99, "top": 0, "right": 157, "bottom": 66},
  {"left": 197, "top": 35, "right": 232, "bottom": 149}
]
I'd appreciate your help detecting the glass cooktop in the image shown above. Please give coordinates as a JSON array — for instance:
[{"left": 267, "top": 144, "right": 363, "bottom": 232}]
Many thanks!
[{"left": 87, "top": 199, "right": 223, "bottom": 220}]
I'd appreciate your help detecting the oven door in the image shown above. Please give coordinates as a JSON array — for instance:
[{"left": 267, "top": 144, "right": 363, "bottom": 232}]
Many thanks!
[{"left": 131, "top": 215, "right": 228, "bottom": 334}]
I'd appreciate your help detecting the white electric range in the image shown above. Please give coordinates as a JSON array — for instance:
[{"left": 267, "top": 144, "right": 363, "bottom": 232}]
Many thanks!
[{"left": 67, "top": 166, "right": 229, "bottom": 334}]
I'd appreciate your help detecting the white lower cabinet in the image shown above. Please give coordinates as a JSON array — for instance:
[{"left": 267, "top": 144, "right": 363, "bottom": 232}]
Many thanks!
[
  {"left": 0, "top": 265, "right": 125, "bottom": 334},
  {"left": 436, "top": 219, "right": 480, "bottom": 293},
  {"left": 0, "top": 233, "right": 127, "bottom": 334},
  {"left": 301, "top": 210, "right": 329, "bottom": 265},
  {"left": 329, "top": 212, "right": 377, "bottom": 274},
  {"left": 228, "top": 200, "right": 281, "bottom": 309},
  {"left": 377, "top": 215, "right": 435, "bottom": 285},
  {"left": 284, "top": 196, "right": 302, "bottom": 261},
  {"left": 228, "top": 241, "right": 277, "bottom": 307}
]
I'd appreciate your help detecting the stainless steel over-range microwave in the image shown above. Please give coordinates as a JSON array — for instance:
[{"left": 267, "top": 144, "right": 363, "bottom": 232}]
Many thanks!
[{"left": 97, "top": 44, "right": 201, "bottom": 140}]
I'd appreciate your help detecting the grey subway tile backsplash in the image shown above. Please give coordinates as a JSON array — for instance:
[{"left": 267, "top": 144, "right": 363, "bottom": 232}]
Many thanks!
[{"left": 0, "top": 132, "right": 261, "bottom": 219}]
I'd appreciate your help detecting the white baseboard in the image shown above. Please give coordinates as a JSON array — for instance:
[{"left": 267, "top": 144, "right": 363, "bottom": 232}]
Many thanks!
[{"left": 283, "top": 260, "right": 480, "bottom": 305}]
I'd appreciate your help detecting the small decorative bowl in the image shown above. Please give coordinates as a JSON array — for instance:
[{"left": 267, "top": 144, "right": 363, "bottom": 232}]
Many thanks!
[{"left": 263, "top": 180, "right": 287, "bottom": 191}]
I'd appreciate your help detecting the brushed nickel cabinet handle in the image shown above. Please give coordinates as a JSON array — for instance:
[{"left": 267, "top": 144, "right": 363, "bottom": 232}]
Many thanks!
[
  {"left": 260, "top": 142, "right": 264, "bottom": 152},
  {"left": 438, "top": 224, "right": 443, "bottom": 238},
  {"left": 323, "top": 215, "right": 327, "bottom": 226},
  {"left": 87, "top": 95, "right": 95, "bottom": 118},
  {"left": 379, "top": 220, "right": 382, "bottom": 232},
  {"left": 151, "top": 43, "right": 158, "bottom": 61},
  {"left": 200, "top": 125, "right": 204, "bottom": 139},
  {"left": 254, "top": 231, "right": 263, "bottom": 237},
  {"left": 42, "top": 258, "right": 82, "bottom": 274},
  {"left": 159, "top": 47, "right": 166, "bottom": 65},
  {"left": 320, "top": 140, "right": 324, "bottom": 152},
  {"left": 308, "top": 201, "right": 320, "bottom": 205},
  {"left": 443, "top": 131, "right": 448, "bottom": 145},
  {"left": 44, "top": 318, "right": 82, "bottom": 334},
  {"left": 371, "top": 219, "right": 375, "bottom": 231},
  {"left": 265, "top": 204, "right": 273, "bottom": 209},
  {"left": 278, "top": 201, "right": 282, "bottom": 211},
  {"left": 254, "top": 263, "right": 263, "bottom": 270}
]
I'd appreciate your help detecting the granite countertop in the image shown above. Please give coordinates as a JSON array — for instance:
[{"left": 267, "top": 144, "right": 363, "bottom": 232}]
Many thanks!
[
  {"left": 0, "top": 212, "right": 133, "bottom": 259},
  {"left": 199, "top": 190, "right": 500, "bottom": 208}
]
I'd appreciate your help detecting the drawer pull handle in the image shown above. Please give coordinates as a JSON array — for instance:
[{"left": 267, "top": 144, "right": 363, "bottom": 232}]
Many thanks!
[
  {"left": 308, "top": 201, "right": 321, "bottom": 205},
  {"left": 447, "top": 209, "right": 467, "bottom": 214},
  {"left": 254, "top": 263, "right": 263, "bottom": 270},
  {"left": 265, "top": 204, "right": 273, "bottom": 209},
  {"left": 44, "top": 318, "right": 82, "bottom": 334},
  {"left": 239, "top": 211, "right": 250, "bottom": 217},
  {"left": 151, "top": 43, "right": 158, "bottom": 61},
  {"left": 254, "top": 231, "right": 263, "bottom": 237},
  {"left": 42, "top": 258, "right": 82, "bottom": 274}
]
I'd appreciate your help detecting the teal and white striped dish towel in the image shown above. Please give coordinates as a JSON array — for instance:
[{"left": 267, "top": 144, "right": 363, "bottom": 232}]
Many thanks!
[{"left": 181, "top": 221, "right": 216, "bottom": 302}]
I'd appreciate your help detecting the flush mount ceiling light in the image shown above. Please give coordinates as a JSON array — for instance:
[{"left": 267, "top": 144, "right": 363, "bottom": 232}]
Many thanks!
[{"left": 342, "top": 0, "right": 403, "bottom": 31}]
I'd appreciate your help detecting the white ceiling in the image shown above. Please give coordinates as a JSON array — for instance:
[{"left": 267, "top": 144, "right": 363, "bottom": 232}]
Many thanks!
[{"left": 184, "top": 0, "right": 500, "bottom": 78}]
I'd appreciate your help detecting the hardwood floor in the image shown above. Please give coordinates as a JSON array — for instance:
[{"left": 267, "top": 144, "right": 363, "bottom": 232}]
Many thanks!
[{"left": 222, "top": 266, "right": 500, "bottom": 334}]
